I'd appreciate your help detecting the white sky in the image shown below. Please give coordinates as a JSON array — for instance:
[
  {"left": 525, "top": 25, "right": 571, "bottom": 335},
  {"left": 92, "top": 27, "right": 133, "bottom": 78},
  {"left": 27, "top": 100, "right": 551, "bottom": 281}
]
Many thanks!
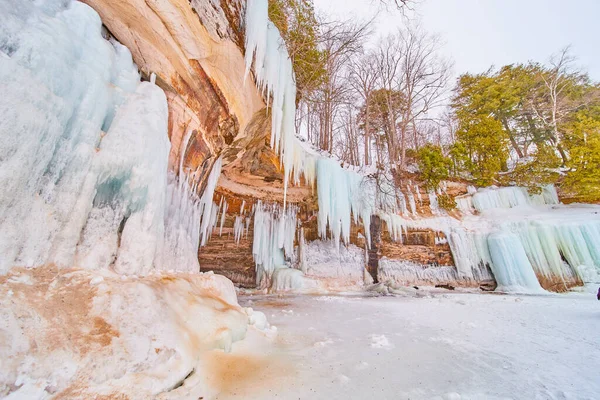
[{"left": 313, "top": 0, "right": 600, "bottom": 81}]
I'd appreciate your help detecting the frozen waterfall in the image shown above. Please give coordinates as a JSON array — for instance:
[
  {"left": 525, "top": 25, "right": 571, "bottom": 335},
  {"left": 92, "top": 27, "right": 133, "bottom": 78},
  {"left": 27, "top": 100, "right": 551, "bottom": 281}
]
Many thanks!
[{"left": 0, "top": 0, "right": 220, "bottom": 275}]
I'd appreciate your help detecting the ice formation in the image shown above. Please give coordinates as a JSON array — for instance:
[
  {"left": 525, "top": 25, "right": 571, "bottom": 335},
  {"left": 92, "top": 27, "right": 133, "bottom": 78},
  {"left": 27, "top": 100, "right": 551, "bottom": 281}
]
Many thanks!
[
  {"left": 378, "top": 258, "right": 464, "bottom": 287},
  {"left": 436, "top": 187, "right": 600, "bottom": 292},
  {"left": 300, "top": 240, "right": 368, "bottom": 288},
  {"left": 471, "top": 185, "right": 559, "bottom": 212},
  {"left": 270, "top": 267, "right": 316, "bottom": 292},
  {"left": 428, "top": 190, "right": 439, "bottom": 215},
  {"left": 0, "top": 0, "right": 221, "bottom": 275},
  {"left": 316, "top": 158, "right": 372, "bottom": 248},
  {"left": 244, "top": 0, "right": 380, "bottom": 252},
  {"left": 244, "top": 0, "right": 299, "bottom": 203}
]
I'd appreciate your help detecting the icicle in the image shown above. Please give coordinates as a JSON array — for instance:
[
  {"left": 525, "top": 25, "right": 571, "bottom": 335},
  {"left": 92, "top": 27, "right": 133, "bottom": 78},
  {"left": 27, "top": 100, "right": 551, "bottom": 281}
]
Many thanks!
[
  {"left": 234, "top": 216, "right": 245, "bottom": 244},
  {"left": 429, "top": 190, "right": 439, "bottom": 215},
  {"left": 198, "top": 158, "right": 223, "bottom": 246},
  {"left": 407, "top": 188, "right": 417, "bottom": 216},
  {"left": 219, "top": 199, "right": 228, "bottom": 236}
]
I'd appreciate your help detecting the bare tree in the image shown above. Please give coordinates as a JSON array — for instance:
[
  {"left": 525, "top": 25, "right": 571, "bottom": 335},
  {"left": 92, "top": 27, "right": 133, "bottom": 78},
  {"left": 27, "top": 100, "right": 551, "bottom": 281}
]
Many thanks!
[
  {"left": 349, "top": 52, "right": 378, "bottom": 164},
  {"left": 377, "top": 0, "right": 419, "bottom": 14},
  {"left": 374, "top": 35, "right": 403, "bottom": 165},
  {"left": 304, "top": 17, "right": 372, "bottom": 154},
  {"left": 395, "top": 24, "right": 451, "bottom": 167},
  {"left": 531, "top": 47, "right": 588, "bottom": 165},
  {"left": 372, "top": 24, "right": 450, "bottom": 169}
]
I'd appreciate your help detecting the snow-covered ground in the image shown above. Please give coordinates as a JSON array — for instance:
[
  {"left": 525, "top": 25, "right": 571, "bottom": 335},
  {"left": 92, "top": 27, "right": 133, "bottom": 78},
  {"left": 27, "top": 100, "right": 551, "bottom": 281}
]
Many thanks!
[{"left": 228, "top": 288, "right": 600, "bottom": 400}]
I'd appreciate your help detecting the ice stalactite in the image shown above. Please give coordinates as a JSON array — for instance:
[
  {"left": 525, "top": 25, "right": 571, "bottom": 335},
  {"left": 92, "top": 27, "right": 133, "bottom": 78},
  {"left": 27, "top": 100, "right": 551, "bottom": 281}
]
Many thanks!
[
  {"left": 219, "top": 199, "right": 228, "bottom": 236},
  {"left": 244, "top": 0, "right": 378, "bottom": 251},
  {"left": 160, "top": 157, "right": 222, "bottom": 273},
  {"left": 233, "top": 200, "right": 249, "bottom": 245},
  {"left": 415, "top": 185, "right": 423, "bottom": 205},
  {"left": 0, "top": 0, "right": 222, "bottom": 275},
  {"left": 234, "top": 216, "right": 245, "bottom": 243},
  {"left": 407, "top": 187, "right": 417, "bottom": 216},
  {"left": 398, "top": 191, "right": 409, "bottom": 216},
  {"left": 244, "top": 0, "right": 299, "bottom": 204},
  {"left": 428, "top": 190, "right": 439, "bottom": 215},
  {"left": 446, "top": 229, "right": 494, "bottom": 281},
  {"left": 197, "top": 158, "right": 223, "bottom": 247}
]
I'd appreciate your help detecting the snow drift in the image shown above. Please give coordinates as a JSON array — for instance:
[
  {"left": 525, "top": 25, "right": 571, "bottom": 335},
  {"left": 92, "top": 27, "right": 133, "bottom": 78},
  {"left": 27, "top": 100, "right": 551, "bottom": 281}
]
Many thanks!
[{"left": 0, "top": 266, "right": 250, "bottom": 399}]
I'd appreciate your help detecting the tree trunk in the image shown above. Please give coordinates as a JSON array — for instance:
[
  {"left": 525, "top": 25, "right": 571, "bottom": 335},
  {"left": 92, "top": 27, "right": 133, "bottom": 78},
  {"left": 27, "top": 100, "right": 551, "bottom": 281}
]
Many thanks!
[
  {"left": 501, "top": 119, "right": 524, "bottom": 158},
  {"left": 367, "top": 215, "right": 381, "bottom": 283},
  {"left": 364, "top": 99, "right": 370, "bottom": 165}
]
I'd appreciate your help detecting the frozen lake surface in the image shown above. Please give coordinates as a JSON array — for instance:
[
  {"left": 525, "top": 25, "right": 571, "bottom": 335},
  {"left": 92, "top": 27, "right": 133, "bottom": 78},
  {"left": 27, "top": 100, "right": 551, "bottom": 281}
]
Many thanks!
[{"left": 209, "top": 288, "right": 600, "bottom": 400}]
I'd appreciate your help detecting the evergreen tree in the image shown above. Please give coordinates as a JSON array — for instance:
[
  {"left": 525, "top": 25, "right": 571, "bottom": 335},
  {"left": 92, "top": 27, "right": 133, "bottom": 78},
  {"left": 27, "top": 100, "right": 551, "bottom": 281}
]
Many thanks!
[{"left": 416, "top": 144, "right": 451, "bottom": 190}]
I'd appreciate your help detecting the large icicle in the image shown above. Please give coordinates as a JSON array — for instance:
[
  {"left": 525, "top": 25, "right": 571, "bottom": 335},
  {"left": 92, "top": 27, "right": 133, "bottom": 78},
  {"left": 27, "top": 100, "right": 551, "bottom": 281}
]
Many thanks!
[{"left": 244, "top": 0, "right": 299, "bottom": 205}]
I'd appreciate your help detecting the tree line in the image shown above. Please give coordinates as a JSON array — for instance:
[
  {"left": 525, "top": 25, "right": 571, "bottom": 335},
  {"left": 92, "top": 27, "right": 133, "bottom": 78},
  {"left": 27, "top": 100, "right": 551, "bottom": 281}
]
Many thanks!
[{"left": 268, "top": 0, "right": 600, "bottom": 201}]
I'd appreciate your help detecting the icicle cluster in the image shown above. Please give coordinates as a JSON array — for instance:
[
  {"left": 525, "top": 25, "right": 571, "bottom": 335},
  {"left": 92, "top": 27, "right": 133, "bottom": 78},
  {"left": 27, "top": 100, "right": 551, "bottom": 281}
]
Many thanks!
[
  {"left": 252, "top": 201, "right": 298, "bottom": 286},
  {"left": 381, "top": 185, "right": 600, "bottom": 292},
  {"left": 244, "top": 0, "right": 301, "bottom": 204},
  {"left": 316, "top": 158, "right": 372, "bottom": 248},
  {"left": 161, "top": 157, "right": 222, "bottom": 272},
  {"left": 232, "top": 200, "right": 250, "bottom": 244},
  {"left": 244, "top": 1, "right": 378, "bottom": 249}
]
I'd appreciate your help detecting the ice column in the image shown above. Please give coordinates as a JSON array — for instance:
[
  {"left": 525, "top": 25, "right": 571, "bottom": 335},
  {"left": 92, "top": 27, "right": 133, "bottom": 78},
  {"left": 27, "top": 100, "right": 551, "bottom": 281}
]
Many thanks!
[{"left": 487, "top": 232, "right": 545, "bottom": 292}]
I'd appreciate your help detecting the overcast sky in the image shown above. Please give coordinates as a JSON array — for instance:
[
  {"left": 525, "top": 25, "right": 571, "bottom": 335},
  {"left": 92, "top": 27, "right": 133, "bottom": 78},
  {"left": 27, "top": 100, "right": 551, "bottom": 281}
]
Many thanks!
[{"left": 313, "top": 0, "right": 600, "bottom": 81}]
